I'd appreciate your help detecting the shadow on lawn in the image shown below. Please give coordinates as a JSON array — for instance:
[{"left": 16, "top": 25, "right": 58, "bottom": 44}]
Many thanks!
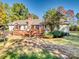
[
  {"left": 1, "top": 36, "right": 79, "bottom": 59},
  {"left": 1, "top": 49, "right": 59, "bottom": 59},
  {"left": 0, "top": 39, "right": 59, "bottom": 59},
  {"left": 18, "top": 50, "right": 58, "bottom": 59}
]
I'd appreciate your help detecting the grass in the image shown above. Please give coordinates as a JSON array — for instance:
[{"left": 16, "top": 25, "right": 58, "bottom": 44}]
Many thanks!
[
  {"left": 43, "top": 31, "right": 79, "bottom": 47},
  {"left": 64, "top": 31, "right": 79, "bottom": 46},
  {"left": 0, "top": 49, "right": 59, "bottom": 59},
  {"left": 0, "top": 31, "right": 79, "bottom": 59}
]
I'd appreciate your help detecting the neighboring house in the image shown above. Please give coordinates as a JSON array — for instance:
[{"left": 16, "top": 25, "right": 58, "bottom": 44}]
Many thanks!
[
  {"left": 58, "top": 9, "right": 74, "bottom": 33},
  {"left": 59, "top": 18, "right": 69, "bottom": 33},
  {"left": 8, "top": 18, "right": 42, "bottom": 31}
]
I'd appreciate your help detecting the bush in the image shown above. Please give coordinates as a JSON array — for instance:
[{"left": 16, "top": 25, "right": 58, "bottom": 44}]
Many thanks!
[
  {"left": 77, "top": 25, "right": 79, "bottom": 31},
  {"left": 70, "top": 25, "right": 78, "bottom": 31},
  {"left": 44, "top": 32, "right": 53, "bottom": 38},
  {"left": 70, "top": 25, "right": 79, "bottom": 31},
  {"left": 52, "top": 31, "right": 69, "bottom": 38},
  {"left": 52, "top": 31, "right": 64, "bottom": 38},
  {"left": 44, "top": 30, "right": 69, "bottom": 38}
]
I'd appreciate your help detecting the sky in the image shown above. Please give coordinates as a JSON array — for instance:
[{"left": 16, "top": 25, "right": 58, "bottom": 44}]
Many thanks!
[{"left": 1, "top": 0, "right": 79, "bottom": 19}]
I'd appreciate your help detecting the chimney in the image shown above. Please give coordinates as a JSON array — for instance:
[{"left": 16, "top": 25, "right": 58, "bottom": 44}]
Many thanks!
[
  {"left": 28, "top": 13, "right": 33, "bottom": 20},
  {"left": 27, "top": 13, "right": 33, "bottom": 28}
]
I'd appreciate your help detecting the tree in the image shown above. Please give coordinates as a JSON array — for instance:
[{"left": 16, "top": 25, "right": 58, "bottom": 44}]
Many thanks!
[
  {"left": 29, "top": 13, "right": 39, "bottom": 19},
  {"left": 76, "top": 13, "right": 79, "bottom": 25},
  {"left": 76, "top": 13, "right": 79, "bottom": 20},
  {"left": 67, "top": 10, "right": 74, "bottom": 17},
  {"left": 0, "top": 2, "right": 7, "bottom": 25},
  {"left": 11, "top": 3, "right": 29, "bottom": 21},
  {"left": 57, "top": 6, "right": 66, "bottom": 15},
  {"left": 57, "top": 6, "right": 64, "bottom": 13},
  {"left": 31, "top": 14, "right": 39, "bottom": 19},
  {"left": 77, "top": 20, "right": 79, "bottom": 24},
  {"left": 43, "top": 9, "right": 63, "bottom": 32}
]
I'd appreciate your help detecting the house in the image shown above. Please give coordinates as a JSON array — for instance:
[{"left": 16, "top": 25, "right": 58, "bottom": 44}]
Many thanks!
[
  {"left": 8, "top": 14, "right": 45, "bottom": 36},
  {"left": 8, "top": 13, "right": 44, "bottom": 32},
  {"left": 8, "top": 20, "right": 27, "bottom": 31},
  {"left": 8, "top": 18, "right": 43, "bottom": 31},
  {"left": 58, "top": 9, "right": 74, "bottom": 33},
  {"left": 59, "top": 18, "right": 70, "bottom": 33}
]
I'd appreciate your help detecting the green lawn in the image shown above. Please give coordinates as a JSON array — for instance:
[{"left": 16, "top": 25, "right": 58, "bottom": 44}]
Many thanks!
[
  {"left": 64, "top": 31, "right": 79, "bottom": 46},
  {"left": 0, "top": 48, "right": 59, "bottom": 59},
  {"left": 0, "top": 31, "right": 79, "bottom": 59},
  {"left": 43, "top": 31, "right": 79, "bottom": 47}
]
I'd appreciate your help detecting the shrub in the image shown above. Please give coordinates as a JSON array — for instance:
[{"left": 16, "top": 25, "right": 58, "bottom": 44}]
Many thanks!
[
  {"left": 77, "top": 25, "right": 79, "bottom": 31},
  {"left": 44, "top": 30, "right": 69, "bottom": 38},
  {"left": 44, "top": 32, "right": 53, "bottom": 38},
  {"left": 70, "top": 25, "right": 77, "bottom": 31},
  {"left": 52, "top": 31, "right": 63, "bottom": 38},
  {"left": 70, "top": 25, "right": 79, "bottom": 31},
  {"left": 52, "top": 31, "right": 69, "bottom": 38}
]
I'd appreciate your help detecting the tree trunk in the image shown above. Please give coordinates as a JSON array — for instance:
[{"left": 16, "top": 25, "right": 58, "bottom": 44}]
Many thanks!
[{"left": 49, "top": 24, "right": 54, "bottom": 32}]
